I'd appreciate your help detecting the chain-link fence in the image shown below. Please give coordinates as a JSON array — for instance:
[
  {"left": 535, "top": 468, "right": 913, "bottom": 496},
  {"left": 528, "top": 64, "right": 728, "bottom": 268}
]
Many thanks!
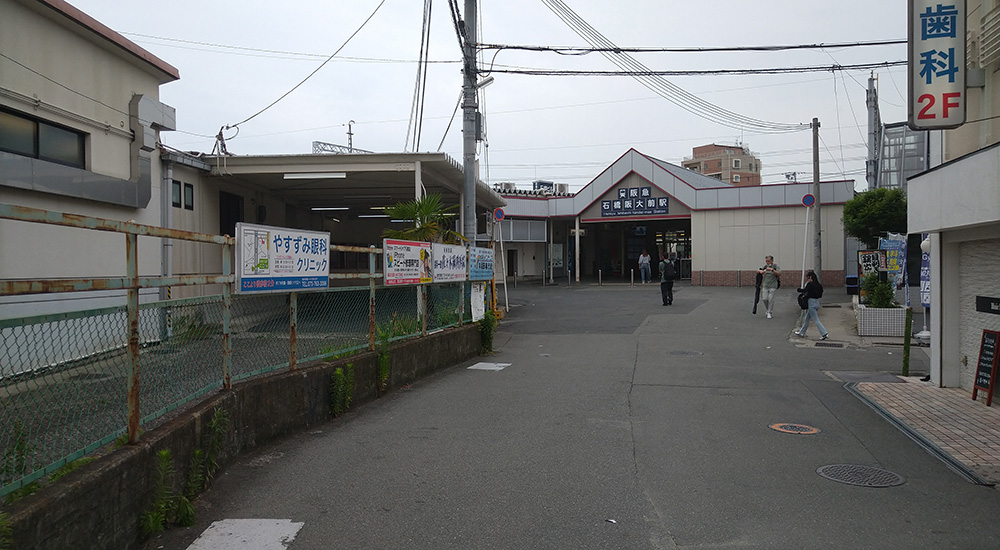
[
  {"left": 1, "top": 280, "right": 475, "bottom": 499},
  {"left": 0, "top": 204, "right": 489, "bottom": 500}
]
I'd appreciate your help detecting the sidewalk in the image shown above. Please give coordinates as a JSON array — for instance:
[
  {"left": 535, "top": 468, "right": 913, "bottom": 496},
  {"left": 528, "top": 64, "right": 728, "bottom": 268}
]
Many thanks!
[{"left": 791, "top": 298, "right": 1000, "bottom": 486}]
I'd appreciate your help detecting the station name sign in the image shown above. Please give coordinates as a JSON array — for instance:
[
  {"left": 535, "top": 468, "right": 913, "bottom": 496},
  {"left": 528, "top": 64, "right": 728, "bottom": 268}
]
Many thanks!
[{"left": 601, "top": 186, "right": 669, "bottom": 217}]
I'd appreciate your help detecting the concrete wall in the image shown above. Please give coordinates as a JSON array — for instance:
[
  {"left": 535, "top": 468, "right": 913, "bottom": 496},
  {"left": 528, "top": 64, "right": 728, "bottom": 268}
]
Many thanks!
[
  {"left": 690, "top": 203, "right": 845, "bottom": 287},
  {"left": 5, "top": 324, "right": 483, "bottom": 550}
]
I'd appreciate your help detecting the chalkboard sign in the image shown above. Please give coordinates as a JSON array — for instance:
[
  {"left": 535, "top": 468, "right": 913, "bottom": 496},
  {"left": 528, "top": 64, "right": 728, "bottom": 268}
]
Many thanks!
[{"left": 972, "top": 330, "right": 1000, "bottom": 407}]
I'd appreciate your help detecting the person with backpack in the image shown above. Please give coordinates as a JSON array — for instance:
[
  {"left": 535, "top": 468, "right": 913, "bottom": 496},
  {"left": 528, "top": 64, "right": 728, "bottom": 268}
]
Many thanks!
[
  {"left": 659, "top": 253, "right": 676, "bottom": 305},
  {"left": 795, "top": 270, "right": 829, "bottom": 340}
]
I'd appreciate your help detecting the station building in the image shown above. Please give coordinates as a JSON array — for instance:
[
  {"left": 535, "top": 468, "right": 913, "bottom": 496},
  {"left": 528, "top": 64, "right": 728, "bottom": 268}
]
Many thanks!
[{"left": 496, "top": 149, "right": 854, "bottom": 288}]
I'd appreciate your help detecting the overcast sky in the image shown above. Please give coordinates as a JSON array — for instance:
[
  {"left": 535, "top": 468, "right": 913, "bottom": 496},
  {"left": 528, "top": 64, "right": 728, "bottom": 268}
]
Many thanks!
[{"left": 70, "top": 0, "right": 909, "bottom": 191}]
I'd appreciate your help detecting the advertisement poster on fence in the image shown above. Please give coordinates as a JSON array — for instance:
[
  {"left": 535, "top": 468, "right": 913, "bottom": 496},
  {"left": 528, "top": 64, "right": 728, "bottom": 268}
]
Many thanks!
[
  {"left": 383, "top": 239, "right": 432, "bottom": 285},
  {"left": 879, "top": 233, "right": 907, "bottom": 289},
  {"left": 235, "top": 222, "right": 330, "bottom": 294},
  {"left": 471, "top": 282, "right": 485, "bottom": 321},
  {"left": 431, "top": 243, "right": 467, "bottom": 282},
  {"left": 469, "top": 246, "right": 495, "bottom": 281}
]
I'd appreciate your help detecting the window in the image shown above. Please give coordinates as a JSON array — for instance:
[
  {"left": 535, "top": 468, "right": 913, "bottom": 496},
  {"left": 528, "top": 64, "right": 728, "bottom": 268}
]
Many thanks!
[
  {"left": 733, "top": 159, "right": 741, "bottom": 169},
  {"left": 0, "top": 108, "right": 85, "bottom": 168},
  {"left": 733, "top": 174, "right": 741, "bottom": 183},
  {"left": 183, "top": 183, "right": 194, "bottom": 211},
  {"left": 171, "top": 181, "right": 182, "bottom": 208}
]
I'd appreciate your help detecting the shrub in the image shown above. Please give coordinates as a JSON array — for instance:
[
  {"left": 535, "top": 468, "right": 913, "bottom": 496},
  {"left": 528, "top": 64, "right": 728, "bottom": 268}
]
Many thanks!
[{"left": 861, "top": 272, "right": 897, "bottom": 308}]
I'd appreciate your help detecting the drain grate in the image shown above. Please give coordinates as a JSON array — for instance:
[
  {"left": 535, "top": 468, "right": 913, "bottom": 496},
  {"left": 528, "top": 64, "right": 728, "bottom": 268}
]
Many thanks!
[
  {"left": 816, "top": 464, "right": 905, "bottom": 487},
  {"left": 769, "top": 423, "right": 820, "bottom": 435},
  {"left": 815, "top": 341, "right": 845, "bottom": 348}
]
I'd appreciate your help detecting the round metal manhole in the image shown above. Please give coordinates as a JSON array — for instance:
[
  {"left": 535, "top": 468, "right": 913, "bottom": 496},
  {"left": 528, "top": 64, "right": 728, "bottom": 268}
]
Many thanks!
[
  {"left": 668, "top": 350, "right": 703, "bottom": 357},
  {"left": 769, "top": 423, "right": 820, "bottom": 435},
  {"left": 816, "top": 464, "right": 905, "bottom": 487}
]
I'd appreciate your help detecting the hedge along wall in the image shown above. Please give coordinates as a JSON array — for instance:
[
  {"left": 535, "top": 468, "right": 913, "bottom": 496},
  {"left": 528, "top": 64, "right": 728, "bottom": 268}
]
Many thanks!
[{"left": 5, "top": 324, "right": 483, "bottom": 550}]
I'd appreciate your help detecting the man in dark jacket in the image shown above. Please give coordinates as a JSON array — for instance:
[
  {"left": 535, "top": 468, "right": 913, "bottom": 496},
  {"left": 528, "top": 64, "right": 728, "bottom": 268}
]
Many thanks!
[{"left": 659, "top": 253, "right": 676, "bottom": 306}]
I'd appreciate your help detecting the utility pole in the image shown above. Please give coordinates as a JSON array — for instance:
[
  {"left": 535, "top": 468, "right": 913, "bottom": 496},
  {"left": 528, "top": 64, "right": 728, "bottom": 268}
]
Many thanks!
[
  {"left": 812, "top": 118, "right": 822, "bottom": 280},
  {"left": 461, "top": 0, "right": 479, "bottom": 240},
  {"left": 865, "top": 75, "right": 879, "bottom": 191}
]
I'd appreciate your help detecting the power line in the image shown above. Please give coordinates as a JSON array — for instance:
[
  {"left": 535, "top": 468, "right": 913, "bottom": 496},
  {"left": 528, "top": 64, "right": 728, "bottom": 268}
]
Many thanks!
[
  {"left": 540, "top": 0, "right": 807, "bottom": 134},
  {"left": 227, "top": 0, "right": 387, "bottom": 130},
  {"left": 487, "top": 61, "right": 906, "bottom": 77},
  {"left": 477, "top": 38, "right": 907, "bottom": 54}
]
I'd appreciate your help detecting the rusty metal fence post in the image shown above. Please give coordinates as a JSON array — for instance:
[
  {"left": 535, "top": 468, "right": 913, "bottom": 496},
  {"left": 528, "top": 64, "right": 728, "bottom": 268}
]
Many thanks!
[
  {"left": 126, "top": 233, "right": 141, "bottom": 444},
  {"left": 369, "top": 245, "right": 377, "bottom": 351},
  {"left": 222, "top": 241, "right": 233, "bottom": 389},
  {"left": 289, "top": 292, "right": 298, "bottom": 370}
]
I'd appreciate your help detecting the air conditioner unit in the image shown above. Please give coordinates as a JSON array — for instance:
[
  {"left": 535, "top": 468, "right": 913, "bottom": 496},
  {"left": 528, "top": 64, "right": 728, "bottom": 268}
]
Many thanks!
[
  {"left": 500, "top": 182, "right": 517, "bottom": 192},
  {"left": 555, "top": 183, "right": 569, "bottom": 194},
  {"left": 570, "top": 228, "right": 586, "bottom": 237}
]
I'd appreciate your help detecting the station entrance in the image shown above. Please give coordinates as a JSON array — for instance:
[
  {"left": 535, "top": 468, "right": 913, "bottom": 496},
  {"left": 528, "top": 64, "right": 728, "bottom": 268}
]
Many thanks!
[{"left": 587, "top": 219, "right": 692, "bottom": 281}]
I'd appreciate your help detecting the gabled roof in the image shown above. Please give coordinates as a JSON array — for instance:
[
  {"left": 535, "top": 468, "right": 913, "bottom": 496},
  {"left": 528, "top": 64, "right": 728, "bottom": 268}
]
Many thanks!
[{"left": 500, "top": 148, "right": 854, "bottom": 219}]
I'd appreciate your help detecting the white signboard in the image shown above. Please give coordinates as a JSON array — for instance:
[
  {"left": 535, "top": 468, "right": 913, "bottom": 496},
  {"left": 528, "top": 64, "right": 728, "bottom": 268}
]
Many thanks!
[
  {"left": 469, "top": 246, "right": 495, "bottom": 281},
  {"left": 908, "top": 0, "right": 966, "bottom": 129},
  {"left": 471, "top": 282, "right": 485, "bottom": 322},
  {"left": 235, "top": 223, "right": 329, "bottom": 294},
  {"left": 431, "top": 243, "right": 467, "bottom": 282},
  {"left": 383, "top": 239, "right": 432, "bottom": 285}
]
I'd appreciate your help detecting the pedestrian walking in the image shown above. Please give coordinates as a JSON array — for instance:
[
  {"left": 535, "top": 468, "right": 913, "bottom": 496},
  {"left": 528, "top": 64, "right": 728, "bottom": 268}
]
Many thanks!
[
  {"left": 757, "top": 255, "right": 781, "bottom": 318},
  {"left": 638, "top": 250, "right": 651, "bottom": 284},
  {"left": 795, "top": 270, "right": 829, "bottom": 340},
  {"left": 659, "top": 253, "right": 675, "bottom": 305}
]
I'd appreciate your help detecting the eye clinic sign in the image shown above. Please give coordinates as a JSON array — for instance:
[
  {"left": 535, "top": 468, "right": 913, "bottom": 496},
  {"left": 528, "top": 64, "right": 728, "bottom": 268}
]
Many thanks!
[{"left": 908, "top": 0, "right": 967, "bottom": 130}]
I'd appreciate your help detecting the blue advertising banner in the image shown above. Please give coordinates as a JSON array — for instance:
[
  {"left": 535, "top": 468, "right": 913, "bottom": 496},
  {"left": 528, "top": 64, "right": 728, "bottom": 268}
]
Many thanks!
[
  {"left": 469, "top": 246, "right": 495, "bottom": 281},
  {"left": 601, "top": 186, "right": 669, "bottom": 217},
  {"left": 235, "top": 223, "right": 330, "bottom": 294},
  {"left": 920, "top": 233, "right": 931, "bottom": 308}
]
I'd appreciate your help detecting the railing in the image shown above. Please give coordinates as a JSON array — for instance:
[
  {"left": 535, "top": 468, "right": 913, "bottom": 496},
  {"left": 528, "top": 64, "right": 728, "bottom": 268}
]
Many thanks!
[{"left": 0, "top": 204, "right": 472, "bottom": 499}]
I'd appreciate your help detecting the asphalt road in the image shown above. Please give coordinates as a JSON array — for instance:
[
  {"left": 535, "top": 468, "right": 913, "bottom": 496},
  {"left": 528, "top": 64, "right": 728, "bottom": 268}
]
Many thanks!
[{"left": 144, "top": 282, "right": 1000, "bottom": 550}]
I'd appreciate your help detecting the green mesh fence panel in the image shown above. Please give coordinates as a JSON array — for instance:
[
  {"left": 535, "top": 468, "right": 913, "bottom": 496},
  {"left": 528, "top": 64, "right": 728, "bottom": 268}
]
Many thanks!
[{"left": 0, "top": 275, "right": 481, "bottom": 498}]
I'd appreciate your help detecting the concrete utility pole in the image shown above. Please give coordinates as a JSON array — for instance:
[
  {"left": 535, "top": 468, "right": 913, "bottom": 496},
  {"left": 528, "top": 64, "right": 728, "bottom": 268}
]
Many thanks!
[
  {"left": 461, "top": 0, "right": 478, "bottom": 240},
  {"left": 812, "top": 118, "right": 822, "bottom": 280},
  {"left": 865, "top": 75, "right": 879, "bottom": 191}
]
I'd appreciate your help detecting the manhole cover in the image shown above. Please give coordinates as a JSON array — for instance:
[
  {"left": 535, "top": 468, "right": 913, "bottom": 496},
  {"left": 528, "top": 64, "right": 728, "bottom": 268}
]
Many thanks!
[
  {"left": 71, "top": 373, "right": 110, "bottom": 381},
  {"left": 769, "top": 423, "right": 820, "bottom": 435},
  {"left": 816, "top": 464, "right": 905, "bottom": 487},
  {"left": 668, "top": 350, "right": 703, "bottom": 357}
]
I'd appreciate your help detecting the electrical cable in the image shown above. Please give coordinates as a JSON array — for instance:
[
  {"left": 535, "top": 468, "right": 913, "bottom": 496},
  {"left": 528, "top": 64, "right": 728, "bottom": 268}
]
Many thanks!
[
  {"left": 227, "top": 0, "right": 387, "bottom": 130},
  {"left": 405, "top": 0, "right": 433, "bottom": 152},
  {"left": 484, "top": 61, "right": 906, "bottom": 77},
  {"left": 477, "top": 39, "right": 907, "bottom": 55},
  {"left": 540, "top": 0, "right": 807, "bottom": 134}
]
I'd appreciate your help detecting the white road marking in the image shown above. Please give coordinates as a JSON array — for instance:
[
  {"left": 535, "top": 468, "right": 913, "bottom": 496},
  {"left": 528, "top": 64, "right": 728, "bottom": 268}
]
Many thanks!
[
  {"left": 186, "top": 519, "right": 304, "bottom": 550},
  {"left": 467, "top": 362, "right": 510, "bottom": 371}
]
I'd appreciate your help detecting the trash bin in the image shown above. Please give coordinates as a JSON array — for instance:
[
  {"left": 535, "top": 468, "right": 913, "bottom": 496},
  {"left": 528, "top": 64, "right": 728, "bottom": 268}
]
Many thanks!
[{"left": 845, "top": 275, "right": 859, "bottom": 295}]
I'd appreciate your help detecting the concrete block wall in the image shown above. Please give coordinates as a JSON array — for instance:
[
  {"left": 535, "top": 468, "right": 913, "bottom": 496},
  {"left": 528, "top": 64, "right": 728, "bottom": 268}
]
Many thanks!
[{"left": 5, "top": 324, "right": 483, "bottom": 550}]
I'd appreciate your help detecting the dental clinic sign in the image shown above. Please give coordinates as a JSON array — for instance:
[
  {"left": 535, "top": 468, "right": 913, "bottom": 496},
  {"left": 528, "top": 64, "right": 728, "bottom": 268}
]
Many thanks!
[{"left": 908, "top": 1, "right": 966, "bottom": 130}]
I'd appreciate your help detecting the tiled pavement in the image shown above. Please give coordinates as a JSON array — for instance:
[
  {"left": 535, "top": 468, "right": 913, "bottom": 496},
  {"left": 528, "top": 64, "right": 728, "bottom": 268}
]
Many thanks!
[
  {"left": 800, "top": 301, "right": 1000, "bottom": 486},
  {"left": 853, "top": 377, "right": 1000, "bottom": 485}
]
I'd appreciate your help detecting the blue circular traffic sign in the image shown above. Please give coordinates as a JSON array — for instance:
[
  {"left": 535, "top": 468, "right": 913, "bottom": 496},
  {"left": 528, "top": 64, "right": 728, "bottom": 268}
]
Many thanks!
[
  {"left": 494, "top": 208, "right": 505, "bottom": 221},
  {"left": 802, "top": 194, "right": 815, "bottom": 207}
]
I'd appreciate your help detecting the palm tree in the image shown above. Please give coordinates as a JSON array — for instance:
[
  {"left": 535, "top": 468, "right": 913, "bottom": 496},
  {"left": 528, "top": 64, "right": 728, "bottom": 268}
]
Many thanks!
[{"left": 381, "top": 194, "right": 467, "bottom": 244}]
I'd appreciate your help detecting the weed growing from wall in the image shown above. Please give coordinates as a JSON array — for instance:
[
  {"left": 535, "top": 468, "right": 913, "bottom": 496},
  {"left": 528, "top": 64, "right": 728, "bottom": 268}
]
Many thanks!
[
  {"left": 1, "top": 421, "right": 39, "bottom": 504},
  {"left": 204, "top": 408, "right": 229, "bottom": 486},
  {"left": 479, "top": 310, "right": 497, "bottom": 354},
  {"left": 330, "top": 363, "right": 356, "bottom": 417},
  {"left": 141, "top": 450, "right": 175, "bottom": 537},
  {"left": 0, "top": 511, "right": 12, "bottom": 550},
  {"left": 47, "top": 457, "right": 96, "bottom": 483}
]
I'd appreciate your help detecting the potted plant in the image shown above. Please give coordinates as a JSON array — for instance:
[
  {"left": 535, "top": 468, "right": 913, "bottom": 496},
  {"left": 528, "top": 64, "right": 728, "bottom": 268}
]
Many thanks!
[{"left": 856, "top": 272, "right": 906, "bottom": 336}]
